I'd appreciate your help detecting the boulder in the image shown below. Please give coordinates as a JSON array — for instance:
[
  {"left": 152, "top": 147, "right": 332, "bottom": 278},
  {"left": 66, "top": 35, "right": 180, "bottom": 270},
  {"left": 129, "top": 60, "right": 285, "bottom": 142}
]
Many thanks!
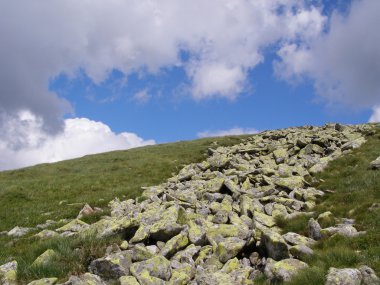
[
  {"left": 64, "top": 273, "right": 106, "bottom": 285},
  {"left": 325, "top": 267, "right": 362, "bottom": 285},
  {"left": 161, "top": 231, "right": 189, "bottom": 258},
  {"left": 266, "top": 258, "right": 308, "bottom": 282},
  {"left": 130, "top": 256, "right": 172, "bottom": 281},
  {"left": 32, "top": 249, "right": 57, "bottom": 267},
  {"left": 308, "top": 218, "right": 322, "bottom": 240},
  {"left": 7, "top": 226, "right": 33, "bottom": 237},
  {"left": 359, "top": 265, "right": 380, "bottom": 285},
  {"left": 56, "top": 219, "right": 89, "bottom": 233},
  {"left": 0, "top": 261, "right": 17, "bottom": 285},
  {"left": 369, "top": 156, "right": 380, "bottom": 169},
  {"left": 282, "top": 232, "right": 316, "bottom": 247},
  {"left": 215, "top": 237, "right": 246, "bottom": 263},
  {"left": 261, "top": 230, "right": 290, "bottom": 261},
  {"left": 88, "top": 251, "right": 132, "bottom": 279}
]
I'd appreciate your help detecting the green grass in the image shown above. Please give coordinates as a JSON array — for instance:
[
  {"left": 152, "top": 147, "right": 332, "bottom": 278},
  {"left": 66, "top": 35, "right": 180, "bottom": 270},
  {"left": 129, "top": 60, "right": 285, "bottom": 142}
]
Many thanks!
[
  {"left": 285, "top": 126, "right": 380, "bottom": 284},
  {"left": 0, "top": 134, "right": 250, "bottom": 283}
]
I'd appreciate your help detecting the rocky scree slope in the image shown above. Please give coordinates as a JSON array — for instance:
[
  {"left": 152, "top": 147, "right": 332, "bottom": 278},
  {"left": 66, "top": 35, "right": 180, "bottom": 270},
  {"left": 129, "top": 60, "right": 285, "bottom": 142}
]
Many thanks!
[{"left": 1, "top": 123, "right": 379, "bottom": 285}]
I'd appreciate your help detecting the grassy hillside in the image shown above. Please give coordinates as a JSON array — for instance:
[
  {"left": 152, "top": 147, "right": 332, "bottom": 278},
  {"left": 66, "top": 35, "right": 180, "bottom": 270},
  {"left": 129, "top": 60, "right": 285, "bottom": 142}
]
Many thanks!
[
  {"left": 0, "top": 125, "right": 379, "bottom": 284},
  {"left": 0, "top": 135, "right": 250, "bottom": 265}
]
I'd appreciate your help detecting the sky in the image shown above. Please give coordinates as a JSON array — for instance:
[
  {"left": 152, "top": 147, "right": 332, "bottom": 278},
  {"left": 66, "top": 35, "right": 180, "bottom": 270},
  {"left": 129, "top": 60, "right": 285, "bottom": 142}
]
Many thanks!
[{"left": 0, "top": 0, "right": 379, "bottom": 171}]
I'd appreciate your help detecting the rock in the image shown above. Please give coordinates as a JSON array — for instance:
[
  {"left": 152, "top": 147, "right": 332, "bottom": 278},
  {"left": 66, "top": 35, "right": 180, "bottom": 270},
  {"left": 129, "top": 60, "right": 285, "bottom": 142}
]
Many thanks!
[
  {"left": 34, "top": 230, "right": 59, "bottom": 240},
  {"left": 317, "top": 211, "right": 335, "bottom": 226},
  {"left": 65, "top": 273, "right": 106, "bottom": 285},
  {"left": 207, "top": 153, "right": 230, "bottom": 169},
  {"left": 359, "top": 265, "right": 380, "bottom": 285},
  {"left": 7, "top": 226, "right": 33, "bottom": 237},
  {"left": 273, "top": 148, "right": 288, "bottom": 164},
  {"left": 149, "top": 206, "right": 183, "bottom": 241},
  {"left": 77, "top": 203, "right": 102, "bottom": 219},
  {"left": 261, "top": 230, "right": 290, "bottom": 260},
  {"left": 56, "top": 219, "right": 89, "bottom": 233},
  {"left": 308, "top": 218, "right": 322, "bottom": 240},
  {"left": 119, "top": 276, "right": 140, "bottom": 285},
  {"left": 130, "top": 256, "right": 172, "bottom": 281},
  {"left": 274, "top": 176, "right": 305, "bottom": 191},
  {"left": 32, "top": 249, "right": 57, "bottom": 267},
  {"left": 325, "top": 267, "right": 362, "bottom": 285},
  {"left": 188, "top": 220, "right": 206, "bottom": 245},
  {"left": 27, "top": 278, "right": 58, "bottom": 285},
  {"left": 289, "top": 244, "right": 314, "bottom": 259},
  {"left": 321, "top": 224, "right": 365, "bottom": 238},
  {"left": 266, "top": 258, "right": 308, "bottom": 282},
  {"left": 369, "top": 156, "right": 380, "bottom": 169},
  {"left": 0, "top": 261, "right": 17, "bottom": 285},
  {"left": 161, "top": 231, "right": 189, "bottom": 258},
  {"left": 255, "top": 212, "right": 276, "bottom": 228},
  {"left": 282, "top": 232, "right": 316, "bottom": 247},
  {"left": 88, "top": 251, "right": 132, "bottom": 279},
  {"left": 130, "top": 244, "right": 155, "bottom": 261},
  {"left": 216, "top": 237, "right": 246, "bottom": 263},
  {"left": 120, "top": 240, "right": 129, "bottom": 250}
]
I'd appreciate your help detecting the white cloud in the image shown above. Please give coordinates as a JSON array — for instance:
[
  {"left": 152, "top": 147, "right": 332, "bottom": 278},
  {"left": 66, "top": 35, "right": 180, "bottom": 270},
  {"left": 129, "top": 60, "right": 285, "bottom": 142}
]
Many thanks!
[
  {"left": 0, "top": 0, "right": 327, "bottom": 132},
  {"left": 275, "top": 0, "right": 380, "bottom": 108},
  {"left": 132, "top": 89, "right": 151, "bottom": 104},
  {"left": 0, "top": 111, "right": 155, "bottom": 171},
  {"left": 369, "top": 106, "right": 380, "bottom": 123},
  {"left": 197, "top": 127, "right": 259, "bottom": 138}
]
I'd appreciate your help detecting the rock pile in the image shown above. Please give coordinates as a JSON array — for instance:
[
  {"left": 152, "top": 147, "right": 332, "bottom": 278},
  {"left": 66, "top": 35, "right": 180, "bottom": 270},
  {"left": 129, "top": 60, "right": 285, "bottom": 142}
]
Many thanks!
[{"left": 1, "top": 123, "right": 379, "bottom": 285}]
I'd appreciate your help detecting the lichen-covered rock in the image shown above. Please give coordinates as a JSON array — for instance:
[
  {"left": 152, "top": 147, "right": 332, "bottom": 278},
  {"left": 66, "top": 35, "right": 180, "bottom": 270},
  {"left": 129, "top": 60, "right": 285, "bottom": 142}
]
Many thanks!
[
  {"left": 325, "top": 267, "right": 362, "bottom": 285},
  {"left": 7, "top": 226, "right": 33, "bottom": 237},
  {"left": 273, "top": 148, "right": 288, "bottom": 164},
  {"left": 77, "top": 203, "right": 102, "bottom": 219},
  {"left": 149, "top": 206, "right": 184, "bottom": 241},
  {"left": 289, "top": 244, "right": 314, "bottom": 259},
  {"left": 188, "top": 219, "right": 206, "bottom": 245},
  {"left": 308, "top": 218, "right": 322, "bottom": 240},
  {"left": 56, "top": 219, "right": 89, "bottom": 233},
  {"left": 64, "top": 273, "right": 106, "bottom": 285},
  {"left": 321, "top": 224, "right": 365, "bottom": 238},
  {"left": 0, "top": 261, "right": 17, "bottom": 285},
  {"left": 88, "top": 251, "right": 132, "bottom": 279},
  {"left": 359, "top": 265, "right": 380, "bottom": 285},
  {"left": 261, "top": 230, "right": 290, "bottom": 260},
  {"left": 34, "top": 230, "right": 59, "bottom": 240},
  {"left": 266, "top": 258, "right": 308, "bottom": 282},
  {"left": 369, "top": 156, "right": 380, "bottom": 169},
  {"left": 32, "top": 249, "right": 57, "bottom": 267},
  {"left": 317, "top": 211, "right": 335, "bottom": 226},
  {"left": 216, "top": 237, "right": 246, "bottom": 263},
  {"left": 130, "top": 256, "right": 172, "bottom": 281},
  {"left": 274, "top": 176, "right": 305, "bottom": 191},
  {"left": 27, "top": 278, "right": 58, "bottom": 285},
  {"left": 161, "top": 231, "right": 189, "bottom": 258},
  {"left": 282, "top": 232, "right": 316, "bottom": 247},
  {"left": 119, "top": 275, "right": 140, "bottom": 285}
]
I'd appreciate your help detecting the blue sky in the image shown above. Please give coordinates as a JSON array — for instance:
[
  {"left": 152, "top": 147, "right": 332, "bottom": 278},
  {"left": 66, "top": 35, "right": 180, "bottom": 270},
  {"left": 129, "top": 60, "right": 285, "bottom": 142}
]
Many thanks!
[
  {"left": 0, "top": 0, "right": 379, "bottom": 170},
  {"left": 50, "top": 45, "right": 370, "bottom": 143}
]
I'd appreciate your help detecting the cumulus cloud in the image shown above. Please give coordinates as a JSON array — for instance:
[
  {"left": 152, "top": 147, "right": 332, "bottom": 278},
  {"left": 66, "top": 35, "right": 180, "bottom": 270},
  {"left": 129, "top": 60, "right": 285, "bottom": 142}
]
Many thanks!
[
  {"left": 0, "top": 111, "right": 155, "bottom": 171},
  {"left": 0, "top": 0, "right": 326, "bottom": 133},
  {"left": 369, "top": 106, "right": 380, "bottom": 123},
  {"left": 197, "top": 127, "right": 259, "bottom": 138},
  {"left": 275, "top": 0, "right": 380, "bottom": 108}
]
